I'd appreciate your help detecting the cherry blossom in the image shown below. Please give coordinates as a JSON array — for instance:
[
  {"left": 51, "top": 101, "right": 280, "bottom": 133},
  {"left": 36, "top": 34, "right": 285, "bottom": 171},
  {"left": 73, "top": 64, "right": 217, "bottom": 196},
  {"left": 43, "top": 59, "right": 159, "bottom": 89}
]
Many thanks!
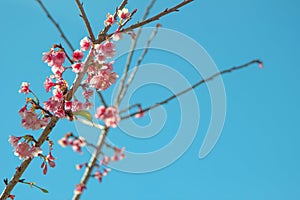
[
  {"left": 72, "top": 50, "right": 84, "bottom": 61},
  {"left": 95, "top": 106, "right": 120, "bottom": 128},
  {"left": 97, "top": 41, "right": 115, "bottom": 58},
  {"left": 19, "top": 109, "right": 48, "bottom": 130},
  {"left": 80, "top": 36, "right": 91, "bottom": 51},
  {"left": 117, "top": 8, "right": 130, "bottom": 20},
  {"left": 8, "top": 136, "right": 21, "bottom": 148},
  {"left": 19, "top": 82, "right": 30, "bottom": 94},
  {"left": 14, "top": 142, "right": 42, "bottom": 160},
  {"left": 44, "top": 77, "right": 55, "bottom": 92},
  {"left": 72, "top": 63, "right": 84, "bottom": 73},
  {"left": 104, "top": 13, "right": 115, "bottom": 26}
]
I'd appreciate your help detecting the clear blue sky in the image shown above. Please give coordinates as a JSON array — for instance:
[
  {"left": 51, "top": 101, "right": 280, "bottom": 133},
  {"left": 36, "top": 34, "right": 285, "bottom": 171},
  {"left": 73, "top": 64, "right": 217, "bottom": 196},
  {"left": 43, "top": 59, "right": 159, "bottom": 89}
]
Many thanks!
[{"left": 1, "top": 0, "right": 300, "bottom": 199}]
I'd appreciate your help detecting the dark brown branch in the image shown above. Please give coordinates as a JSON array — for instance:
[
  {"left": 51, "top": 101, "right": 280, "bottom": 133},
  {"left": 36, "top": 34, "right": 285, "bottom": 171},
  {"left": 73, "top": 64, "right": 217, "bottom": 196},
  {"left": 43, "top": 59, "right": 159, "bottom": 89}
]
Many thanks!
[
  {"left": 96, "top": 90, "right": 107, "bottom": 108},
  {"left": 114, "top": 0, "right": 157, "bottom": 107},
  {"left": 121, "top": 60, "right": 263, "bottom": 120},
  {"left": 36, "top": 0, "right": 75, "bottom": 52},
  {"left": 75, "top": 0, "right": 95, "bottom": 42}
]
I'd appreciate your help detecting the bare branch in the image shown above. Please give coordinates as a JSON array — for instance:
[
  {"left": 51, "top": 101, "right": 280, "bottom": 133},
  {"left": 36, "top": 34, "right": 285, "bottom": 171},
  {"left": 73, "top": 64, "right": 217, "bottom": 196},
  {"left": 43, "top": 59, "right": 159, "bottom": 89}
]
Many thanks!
[
  {"left": 96, "top": 90, "right": 107, "bottom": 108},
  {"left": 74, "top": 117, "right": 105, "bottom": 130},
  {"left": 118, "top": 24, "right": 160, "bottom": 104},
  {"left": 109, "top": 0, "right": 194, "bottom": 38},
  {"left": 36, "top": 0, "right": 75, "bottom": 52},
  {"left": 75, "top": 0, "right": 95, "bottom": 42},
  {"left": 120, "top": 60, "right": 263, "bottom": 120},
  {"left": 114, "top": 0, "right": 157, "bottom": 107},
  {"left": 72, "top": 127, "right": 109, "bottom": 200}
]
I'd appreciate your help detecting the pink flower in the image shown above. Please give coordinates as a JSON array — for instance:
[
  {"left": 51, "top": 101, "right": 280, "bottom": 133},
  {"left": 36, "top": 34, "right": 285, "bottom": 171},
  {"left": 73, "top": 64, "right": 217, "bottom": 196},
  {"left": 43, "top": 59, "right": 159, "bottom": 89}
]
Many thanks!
[
  {"left": 58, "top": 137, "right": 68, "bottom": 147},
  {"left": 65, "top": 101, "right": 72, "bottom": 110},
  {"left": 111, "top": 147, "right": 125, "bottom": 161},
  {"left": 69, "top": 137, "right": 86, "bottom": 154},
  {"left": 19, "top": 82, "right": 30, "bottom": 94},
  {"left": 98, "top": 41, "right": 115, "bottom": 58},
  {"left": 71, "top": 99, "right": 84, "bottom": 112},
  {"left": 95, "top": 106, "right": 120, "bottom": 128},
  {"left": 83, "top": 101, "right": 93, "bottom": 110},
  {"left": 104, "top": 13, "right": 115, "bottom": 26},
  {"left": 53, "top": 51, "right": 66, "bottom": 67},
  {"left": 42, "top": 51, "right": 54, "bottom": 66},
  {"left": 89, "top": 71, "right": 118, "bottom": 90},
  {"left": 51, "top": 65, "right": 65, "bottom": 76},
  {"left": 103, "top": 168, "right": 111, "bottom": 176},
  {"left": 112, "top": 31, "right": 123, "bottom": 41},
  {"left": 100, "top": 155, "right": 110, "bottom": 166},
  {"left": 117, "top": 8, "right": 130, "bottom": 20},
  {"left": 80, "top": 37, "right": 91, "bottom": 51},
  {"left": 52, "top": 88, "right": 64, "bottom": 101},
  {"left": 83, "top": 90, "right": 93, "bottom": 99},
  {"left": 72, "top": 63, "right": 84, "bottom": 73},
  {"left": 76, "top": 163, "right": 86, "bottom": 170},
  {"left": 14, "top": 142, "right": 42, "bottom": 160},
  {"left": 96, "top": 54, "right": 106, "bottom": 63},
  {"left": 8, "top": 135, "right": 21, "bottom": 148},
  {"left": 20, "top": 110, "right": 45, "bottom": 130},
  {"left": 44, "top": 77, "right": 55, "bottom": 92},
  {"left": 94, "top": 171, "right": 103, "bottom": 182},
  {"left": 54, "top": 108, "right": 65, "bottom": 118},
  {"left": 8, "top": 194, "right": 15, "bottom": 200},
  {"left": 72, "top": 50, "right": 84, "bottom": 61}
]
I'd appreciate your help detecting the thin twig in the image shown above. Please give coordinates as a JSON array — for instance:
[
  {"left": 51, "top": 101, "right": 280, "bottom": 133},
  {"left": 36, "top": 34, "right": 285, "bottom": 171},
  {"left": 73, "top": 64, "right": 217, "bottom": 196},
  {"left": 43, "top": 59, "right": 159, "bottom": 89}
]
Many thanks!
[
  {"left": 114, "top": 0, "right": 157, "bottom": 107},
  {"left": 36, "top": 0, "right": 75, "bottom": 52},
  {"left": 96, "top": 0, "right": 128, "bottom": 43},
  {"left": 120, "top": 60, "right": 263, "bottom": 120},
  {"left": 96, "top": 90, "right": 107, "bottom": 108},
  {"left": 108, "top": 0, "right": 194, "bottom": 38},
  {"left": 72, "top": 127, "right": 109, "bottom": 200},
  {"left": 118, "top": 24, "right": 160, "bottom": 104},
  {"left": 75, "top": 0, "right": 95, "bottom": 42},
  {"left": 119, "top": 103, "right": 141, "bottom": 114}
]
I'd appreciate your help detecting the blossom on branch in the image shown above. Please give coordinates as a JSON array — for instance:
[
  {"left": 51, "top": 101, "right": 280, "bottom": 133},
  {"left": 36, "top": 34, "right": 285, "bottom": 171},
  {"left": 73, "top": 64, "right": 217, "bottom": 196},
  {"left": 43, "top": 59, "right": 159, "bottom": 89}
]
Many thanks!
[
  {"left": 80, "top": 36, "right": 91, "bottom": 51},
  {"left": 95, "top": 106, "right": 120, "bottom": 128},
  {"left": 19, "top": 82, "right": 31, "bottom": 94}
]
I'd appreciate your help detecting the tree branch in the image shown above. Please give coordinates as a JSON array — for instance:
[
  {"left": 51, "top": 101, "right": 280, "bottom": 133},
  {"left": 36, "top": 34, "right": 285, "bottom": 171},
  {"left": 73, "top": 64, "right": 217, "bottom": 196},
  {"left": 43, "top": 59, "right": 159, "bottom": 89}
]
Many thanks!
[
  {"left": 0, "top": 48, "right": 96, "bottom": 200},
  {"left": 75, "top": 0, "right": 95, "bottom": 42},
  {"left": 114, "top": 0, "right": 157, "bottom": 107},
  {"left": 36, "top": 0, "right": 75, "bottom": 52},
  {"left": 120, "top": 60, "right": 263, "bottom": 120},
  {"left": 118, "top": 23, "right": 160, "bottom": 104},
  {"left": 72, "top": 127, "right": 109, "bottom": 200},
  {"left": 108, "top": 0, "right": 193, "bottom": 38}
]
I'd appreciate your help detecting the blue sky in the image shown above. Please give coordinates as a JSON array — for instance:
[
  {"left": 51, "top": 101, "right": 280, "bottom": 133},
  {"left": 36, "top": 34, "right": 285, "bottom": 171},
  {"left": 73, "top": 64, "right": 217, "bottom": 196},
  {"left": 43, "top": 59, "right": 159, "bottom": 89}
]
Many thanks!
[{"left": 1, "top": 0, "right": 300, "bottom": 199}]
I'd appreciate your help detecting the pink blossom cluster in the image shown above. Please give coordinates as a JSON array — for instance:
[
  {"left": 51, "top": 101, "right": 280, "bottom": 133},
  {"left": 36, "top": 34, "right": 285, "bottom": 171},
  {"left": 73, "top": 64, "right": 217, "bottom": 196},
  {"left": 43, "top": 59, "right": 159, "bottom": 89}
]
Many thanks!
[
  {"left": 100, "top": 147, "right": 126, "bottom": 165},
  {"left": 95, "top": 106, "right": 120, "bottom": 128},
  {"left": 93, "top": 168, "right": 111, "bottom": 183},
  {"left": 41, "top": 152, "right": 56, "bottom": 175},
  {"left": 58, "top": 133, "right": 86, "bottom": 154},
  {"left": 19, "top": 106, "right": 48, "bottom": 130},
  {"left": 104, "top": 8, "right": 131, "bottom": 26},
  {"left": 9, "top": 136, "right": 42, "bottom": 160}
]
